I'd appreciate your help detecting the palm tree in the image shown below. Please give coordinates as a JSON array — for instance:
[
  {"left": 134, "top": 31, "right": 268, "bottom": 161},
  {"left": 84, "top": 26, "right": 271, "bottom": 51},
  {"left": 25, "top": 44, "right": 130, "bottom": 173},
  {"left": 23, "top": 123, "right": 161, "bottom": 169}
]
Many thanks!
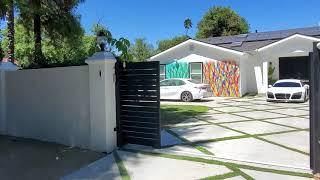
[
  {"left": 184, "top": 18, "right": 192, "bottom": 37},
  {"left": 0, "top": 0, "right": 15, "bottom": 63}
]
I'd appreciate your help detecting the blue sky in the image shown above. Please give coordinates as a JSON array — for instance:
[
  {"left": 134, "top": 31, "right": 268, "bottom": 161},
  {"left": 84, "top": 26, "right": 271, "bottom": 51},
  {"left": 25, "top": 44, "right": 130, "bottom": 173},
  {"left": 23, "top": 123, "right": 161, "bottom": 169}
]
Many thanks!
[{"left": 77, "top": 0, "right": 320, "bottom": 47}]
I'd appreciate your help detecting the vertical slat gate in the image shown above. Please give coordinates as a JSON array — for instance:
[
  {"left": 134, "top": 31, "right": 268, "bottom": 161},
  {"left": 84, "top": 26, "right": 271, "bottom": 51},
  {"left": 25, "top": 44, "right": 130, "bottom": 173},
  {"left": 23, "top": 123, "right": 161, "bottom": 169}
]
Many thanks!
[
  {"left": 310, "top": 42, "right": 320, "bottom": 174},
  {"left": 115, "top": 61, "right": 161, "bottom": 148}
]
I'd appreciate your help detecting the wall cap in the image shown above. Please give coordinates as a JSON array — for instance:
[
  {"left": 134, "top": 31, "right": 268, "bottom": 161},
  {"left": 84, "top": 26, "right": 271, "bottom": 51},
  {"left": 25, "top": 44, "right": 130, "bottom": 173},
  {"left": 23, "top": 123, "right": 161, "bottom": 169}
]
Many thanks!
[{"left": 85, "top": 52, "right": 116, "bottom": 64}]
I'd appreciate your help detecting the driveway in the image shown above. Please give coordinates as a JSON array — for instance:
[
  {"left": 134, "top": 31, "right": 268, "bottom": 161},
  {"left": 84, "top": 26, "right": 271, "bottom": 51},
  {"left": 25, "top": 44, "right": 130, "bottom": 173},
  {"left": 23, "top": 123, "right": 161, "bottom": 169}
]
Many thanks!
[{"left": 161, "top": 96, "right": 310, "bottom": 169}]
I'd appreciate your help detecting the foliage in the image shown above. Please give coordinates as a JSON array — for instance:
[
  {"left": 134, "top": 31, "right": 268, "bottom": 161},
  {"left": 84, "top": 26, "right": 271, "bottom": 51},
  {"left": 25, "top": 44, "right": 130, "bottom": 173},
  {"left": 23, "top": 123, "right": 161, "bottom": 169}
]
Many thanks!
[
  {"left": 156, "top": 35, "right": 189, "bottom": 53},
  {"left": 129, "top": 38, "right": 154, "bottom": 62},
  {"left": 268, "top": 63, "right": 276, "bottom": 85},
  {"left": 196, "top": 6, "right": 249, "bottom": 38},
  {"left": 184, "top": 18, "right": 192, "bottom": 37},
  {"left": 91, "top": 23, "right": 132, "bottom": 61},
  {"left": 1, "top": 22, "right": 95, "bottom": 68},
  {"left": 17, "top": 0, "right": 85, "bottom": 66}
]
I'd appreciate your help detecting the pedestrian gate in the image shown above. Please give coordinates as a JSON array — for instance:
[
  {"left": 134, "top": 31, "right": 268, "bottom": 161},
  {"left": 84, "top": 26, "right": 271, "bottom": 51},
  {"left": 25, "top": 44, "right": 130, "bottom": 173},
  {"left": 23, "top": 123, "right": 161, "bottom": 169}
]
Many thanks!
[{"left": 115, "top": 61, "right": 161, "bottom": 148}]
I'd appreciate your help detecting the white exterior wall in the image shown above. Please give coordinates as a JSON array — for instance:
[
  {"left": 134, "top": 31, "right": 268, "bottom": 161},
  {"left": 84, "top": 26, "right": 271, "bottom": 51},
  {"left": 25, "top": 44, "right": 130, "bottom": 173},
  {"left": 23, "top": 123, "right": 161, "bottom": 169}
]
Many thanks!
[
  {"left": 151, "top": 41, "right": 246, "bottom": 96},
  {"left": 0, "top": 71, "right": 6, "bottom": 134},
  {"left": 4, "top": 66, "right": 91, "bottom": 148},
  {"left": 1, "top": 53, "right": 118, "bottom": 152}
]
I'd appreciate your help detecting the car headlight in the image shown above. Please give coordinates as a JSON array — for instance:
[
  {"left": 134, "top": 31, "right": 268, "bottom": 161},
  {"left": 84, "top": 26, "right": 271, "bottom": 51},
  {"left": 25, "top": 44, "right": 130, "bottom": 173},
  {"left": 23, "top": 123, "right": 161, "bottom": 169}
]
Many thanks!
[
  {"left": 293, "top": 92, "right": 302, "bottom": 96},
  {"left": 267, "top": 92, "right": 274, "bottom": 98}
]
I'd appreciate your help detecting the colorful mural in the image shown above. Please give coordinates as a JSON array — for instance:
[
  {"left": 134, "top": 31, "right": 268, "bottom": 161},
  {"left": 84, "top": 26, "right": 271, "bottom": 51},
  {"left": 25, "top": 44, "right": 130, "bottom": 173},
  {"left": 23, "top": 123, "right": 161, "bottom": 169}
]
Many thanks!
[
  {"left": 165, "top": 62, "right": 190, "bottom": 79},
  {"left": 203, "top": 60, "right": 240, "bottom": 97}
]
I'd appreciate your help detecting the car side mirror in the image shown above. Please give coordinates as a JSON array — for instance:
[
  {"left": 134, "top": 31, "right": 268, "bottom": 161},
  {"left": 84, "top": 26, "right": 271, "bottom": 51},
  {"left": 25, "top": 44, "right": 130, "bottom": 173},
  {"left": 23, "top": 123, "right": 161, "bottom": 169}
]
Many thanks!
[
  {"left": 268, "top": 85, "right": 273, "bottom": 88},
  {"left": 304, "top": 84, "right": 309, "bottom": 89}
]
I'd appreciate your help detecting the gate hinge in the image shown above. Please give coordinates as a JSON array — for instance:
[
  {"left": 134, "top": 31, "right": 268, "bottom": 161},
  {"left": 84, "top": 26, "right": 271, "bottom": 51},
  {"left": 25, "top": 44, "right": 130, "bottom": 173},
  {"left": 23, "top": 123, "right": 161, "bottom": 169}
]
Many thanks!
[{"left": 114, "top": 127, "right": 119, "bottom": 132}]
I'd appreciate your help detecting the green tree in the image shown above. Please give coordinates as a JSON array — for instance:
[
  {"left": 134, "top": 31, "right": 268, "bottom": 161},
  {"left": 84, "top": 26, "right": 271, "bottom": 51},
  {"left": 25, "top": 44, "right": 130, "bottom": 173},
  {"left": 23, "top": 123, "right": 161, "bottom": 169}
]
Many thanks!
[
  {"left": 92, "top": 23, "right": 132, "bottom": 61},
  {"left": 184, "top": 18, "right": 192, "bottom": 37},
  {"left": 17, "top": 0, "right": 84, "bottom": 67},
  {"left": 157, "top": 35, "right": 189, "bottom": 53},
  {"left": 130, "top": 38, "right": 154, "bottom": 62},
  {"left": 0, "top": 0, "right": 15, "bottom": 62},
  {"left": 1, "top": 21, "right": 95, "bottom": 68},
  {"left": 196, "top": 6, "right": 249, "bottom": 38}
]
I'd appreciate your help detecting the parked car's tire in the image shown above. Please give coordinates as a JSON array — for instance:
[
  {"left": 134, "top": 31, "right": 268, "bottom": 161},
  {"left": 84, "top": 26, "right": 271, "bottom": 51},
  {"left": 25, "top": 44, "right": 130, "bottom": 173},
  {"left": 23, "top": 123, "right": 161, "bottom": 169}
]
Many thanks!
[{"left": 181, "top": 91, "right": 193, "bottom": 102}]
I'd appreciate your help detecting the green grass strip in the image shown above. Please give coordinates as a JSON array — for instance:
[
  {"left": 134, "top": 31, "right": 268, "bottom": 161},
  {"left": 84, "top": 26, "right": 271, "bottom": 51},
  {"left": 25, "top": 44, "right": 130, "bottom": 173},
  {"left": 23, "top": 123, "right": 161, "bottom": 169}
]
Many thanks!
[
  {"left": 200, "top": 171, "right": 239, "bottom": 180},
  {"left": 227, "top": 166, "right": 254, "bottom": 180},
  {"left": 166, "top": 129, "right": 214, "bottom": 155},
  {"left": 255, "top": 136, "right": 309, "bottom": 156},
  {"left": 121, "top": 148, "right": 313, "bottom": 178},
  {"left": 201, "top": 120, "right": 310, "bottom": 156},
  {"left": 113, "top": 151, "right": 131, "bottom": 180}
]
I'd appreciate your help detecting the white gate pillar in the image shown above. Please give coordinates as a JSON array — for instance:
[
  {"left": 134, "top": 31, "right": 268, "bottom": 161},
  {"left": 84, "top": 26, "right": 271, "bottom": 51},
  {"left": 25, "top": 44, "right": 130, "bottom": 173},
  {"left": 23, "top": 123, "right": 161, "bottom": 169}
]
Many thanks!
[{"left": 85, "top": 52, "right": 117, "bottom": 152}]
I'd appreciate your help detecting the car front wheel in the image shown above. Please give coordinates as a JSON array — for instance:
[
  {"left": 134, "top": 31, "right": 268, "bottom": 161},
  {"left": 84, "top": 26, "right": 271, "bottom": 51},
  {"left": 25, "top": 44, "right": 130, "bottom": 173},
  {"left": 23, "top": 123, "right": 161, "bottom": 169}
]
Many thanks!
[{"left": 181, "top": 91, "right": 193, "bottom": 102}]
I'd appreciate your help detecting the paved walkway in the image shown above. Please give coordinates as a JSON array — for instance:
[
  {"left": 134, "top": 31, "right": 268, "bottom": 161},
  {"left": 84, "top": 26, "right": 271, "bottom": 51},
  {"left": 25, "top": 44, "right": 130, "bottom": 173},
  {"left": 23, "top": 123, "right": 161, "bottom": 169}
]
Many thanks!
[{"left": 62, "top": 149, "right": 313, "bottom": 180}]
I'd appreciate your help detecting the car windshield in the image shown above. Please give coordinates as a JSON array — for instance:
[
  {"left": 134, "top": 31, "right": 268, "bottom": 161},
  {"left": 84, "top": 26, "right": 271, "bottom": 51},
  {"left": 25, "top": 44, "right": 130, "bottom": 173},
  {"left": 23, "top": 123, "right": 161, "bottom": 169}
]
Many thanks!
[
  {"left": 273, "top": 82, "right": 301, "bottom": 87},
  {"left": 188, "top": 79, "right": 202, "bottom": 84}
]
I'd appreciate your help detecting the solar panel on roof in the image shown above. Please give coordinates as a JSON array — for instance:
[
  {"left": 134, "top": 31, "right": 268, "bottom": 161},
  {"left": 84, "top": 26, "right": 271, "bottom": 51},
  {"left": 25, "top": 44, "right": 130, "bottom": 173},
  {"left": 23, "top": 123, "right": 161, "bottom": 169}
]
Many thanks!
[
  {"left": 230, "top": 41, "right": 243, "bottom": 47},
  {"left": 237, "top": 34, "right": 248, "bottom": 38}
]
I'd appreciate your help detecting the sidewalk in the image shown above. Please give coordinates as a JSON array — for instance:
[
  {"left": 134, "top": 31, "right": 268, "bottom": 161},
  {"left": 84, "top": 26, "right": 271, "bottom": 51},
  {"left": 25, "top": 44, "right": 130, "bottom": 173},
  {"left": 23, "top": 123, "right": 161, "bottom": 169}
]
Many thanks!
[{"left": 62, "top": 148, "right": 313, "bottom": 180}]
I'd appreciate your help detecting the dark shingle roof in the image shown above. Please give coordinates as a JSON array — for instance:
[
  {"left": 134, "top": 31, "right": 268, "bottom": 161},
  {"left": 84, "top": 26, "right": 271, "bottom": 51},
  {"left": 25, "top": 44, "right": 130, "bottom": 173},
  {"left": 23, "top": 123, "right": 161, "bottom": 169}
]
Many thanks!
[{"left": 198, "top": 26, "right": 320, "bottom": 52}]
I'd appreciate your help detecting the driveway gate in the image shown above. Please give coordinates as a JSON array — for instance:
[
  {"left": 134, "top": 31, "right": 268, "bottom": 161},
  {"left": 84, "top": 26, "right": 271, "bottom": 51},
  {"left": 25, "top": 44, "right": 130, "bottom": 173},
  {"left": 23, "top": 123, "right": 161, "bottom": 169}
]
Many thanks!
[
  {"left": 115, "top": 61, "right": 161, "bottom": 148},
  {"left": 310, "top": 42, "right": 320, "bottom": 174}
]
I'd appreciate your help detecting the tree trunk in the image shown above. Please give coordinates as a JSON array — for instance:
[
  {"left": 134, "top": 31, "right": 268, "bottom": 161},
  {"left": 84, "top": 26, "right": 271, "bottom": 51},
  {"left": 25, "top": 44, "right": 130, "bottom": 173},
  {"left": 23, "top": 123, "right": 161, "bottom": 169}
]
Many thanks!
[
  {"left": 33, "top": 13, "right": 43, "bottom": 65},
  {"left": 6, "top": 0, "right": 14, "bottom": 63}
]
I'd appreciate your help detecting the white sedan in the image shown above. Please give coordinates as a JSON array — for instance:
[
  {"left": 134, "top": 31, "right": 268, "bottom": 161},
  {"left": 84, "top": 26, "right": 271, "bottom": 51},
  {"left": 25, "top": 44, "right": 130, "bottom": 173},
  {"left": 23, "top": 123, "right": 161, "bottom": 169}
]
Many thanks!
[
  {"left": 266, "top": 79, "right": 309, "bottom": 102},
  {"left": 160, "top": 78, "right": 211, "bottom": 102}
]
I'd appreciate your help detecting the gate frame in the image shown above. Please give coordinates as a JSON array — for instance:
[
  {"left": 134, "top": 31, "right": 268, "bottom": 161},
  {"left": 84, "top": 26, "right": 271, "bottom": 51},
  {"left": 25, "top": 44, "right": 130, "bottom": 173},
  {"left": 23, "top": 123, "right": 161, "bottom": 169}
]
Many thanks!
[
  {"left": 115, "top": 60, "right": 161, "bottom": 148},
  {"left": 310, "top": 42, "right": 320, "bottom": 174}
]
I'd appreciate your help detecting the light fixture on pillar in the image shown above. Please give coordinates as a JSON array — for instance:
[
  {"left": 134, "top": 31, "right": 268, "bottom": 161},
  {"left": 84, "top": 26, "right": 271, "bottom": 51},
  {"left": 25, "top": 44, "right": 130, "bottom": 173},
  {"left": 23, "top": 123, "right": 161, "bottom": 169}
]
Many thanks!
[{"left": 97, "top": 31, "right": 107, "bottom": 52}]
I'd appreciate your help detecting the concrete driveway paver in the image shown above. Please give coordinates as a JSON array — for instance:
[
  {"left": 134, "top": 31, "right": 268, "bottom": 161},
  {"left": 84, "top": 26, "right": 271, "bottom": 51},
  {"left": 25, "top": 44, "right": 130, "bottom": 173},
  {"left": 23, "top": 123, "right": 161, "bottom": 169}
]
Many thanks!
[
  {"left": 262, "top": 131, "right": 310, "bottom": 153},
  {"left": 162, "top": 96, "right": 310, "bottom": 171},
  {"left": 264, "top": 117, "right": 309, "bottom": 129},
  {"left": 61, "top": 154, "right": 121, "bottom": 180},
  {"left": 267, "top": 109, "right": 309, "bottom": 116},
  {"left": 201, "top": 113, "right": 249, "bottom": 123},
  {"left": 243, "top": 104, "right": 282, "bottom": 110},
  {"left": 240, "top": 169, "right": 311, "bottom": 180},
  {"left": 219, "top": 101, "right": 254, "bottom": 107},
  {"left": 222, "top": 121, "right": 294, "bottom": 135},
  {"left": 201, "top": 138, "right": 310, "bottom": 169},
  {"left": 117, "top": 150, "right": 231, "bottom": 180},
  {"left": 213, "top": 106, "right": 252, "bottom": 113},
  {"left": 171, "top": 118, "right": 209, "bottom": 128},
  {"left": 171, "top": 124, "right": 243, "bottom": 142},
  {"left": 233, "top": 110, "right": 287, "bottom": 120}
]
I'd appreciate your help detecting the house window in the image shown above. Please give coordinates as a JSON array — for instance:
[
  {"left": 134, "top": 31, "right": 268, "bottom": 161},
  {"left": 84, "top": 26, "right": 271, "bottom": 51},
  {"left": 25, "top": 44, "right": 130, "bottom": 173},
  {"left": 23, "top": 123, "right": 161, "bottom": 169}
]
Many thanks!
[
  {"left": 160, "top": 64, "right": 166, "bottom": 81},
  {"left": 190, "top": 62, "right": 202, "bottom": 83}
]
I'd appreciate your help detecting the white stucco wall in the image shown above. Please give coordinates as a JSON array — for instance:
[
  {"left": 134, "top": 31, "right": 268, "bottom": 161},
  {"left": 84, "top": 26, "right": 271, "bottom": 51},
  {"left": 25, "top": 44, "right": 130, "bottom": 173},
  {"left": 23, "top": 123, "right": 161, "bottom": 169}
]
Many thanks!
[
  {"left": 0, "top": 71, "right": 6, "bottom": 134},
  {"left": 4, "top": 66, "right": 91, "bottom": 148}
]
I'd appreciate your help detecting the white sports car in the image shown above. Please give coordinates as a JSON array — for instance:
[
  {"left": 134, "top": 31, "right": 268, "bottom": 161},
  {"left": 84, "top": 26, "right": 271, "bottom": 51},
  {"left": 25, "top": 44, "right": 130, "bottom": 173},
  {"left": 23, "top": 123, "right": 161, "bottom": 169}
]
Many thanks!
[
  {"left": 160, "top": 78, "right": 211, "bottom": 102},
  {"left": 266, "top": 79, "right": 309, "bottom": 102}
]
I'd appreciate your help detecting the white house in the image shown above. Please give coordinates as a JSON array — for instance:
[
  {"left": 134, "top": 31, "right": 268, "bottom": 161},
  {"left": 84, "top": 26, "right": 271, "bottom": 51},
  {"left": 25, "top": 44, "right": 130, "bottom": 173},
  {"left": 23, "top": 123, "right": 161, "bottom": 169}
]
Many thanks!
[{"left": 149, "top": 26, "right": 320, "bottom": 97}]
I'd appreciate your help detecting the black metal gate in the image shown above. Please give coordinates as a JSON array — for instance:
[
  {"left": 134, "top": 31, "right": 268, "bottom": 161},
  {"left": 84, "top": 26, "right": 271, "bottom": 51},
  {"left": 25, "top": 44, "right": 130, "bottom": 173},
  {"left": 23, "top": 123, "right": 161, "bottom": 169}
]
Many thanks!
[
  {"left": 115, "top": 61, "right": 161, "bottom": 148},
  {"left": 310, "top": 42, "right": 320, "bottom": 174}
]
